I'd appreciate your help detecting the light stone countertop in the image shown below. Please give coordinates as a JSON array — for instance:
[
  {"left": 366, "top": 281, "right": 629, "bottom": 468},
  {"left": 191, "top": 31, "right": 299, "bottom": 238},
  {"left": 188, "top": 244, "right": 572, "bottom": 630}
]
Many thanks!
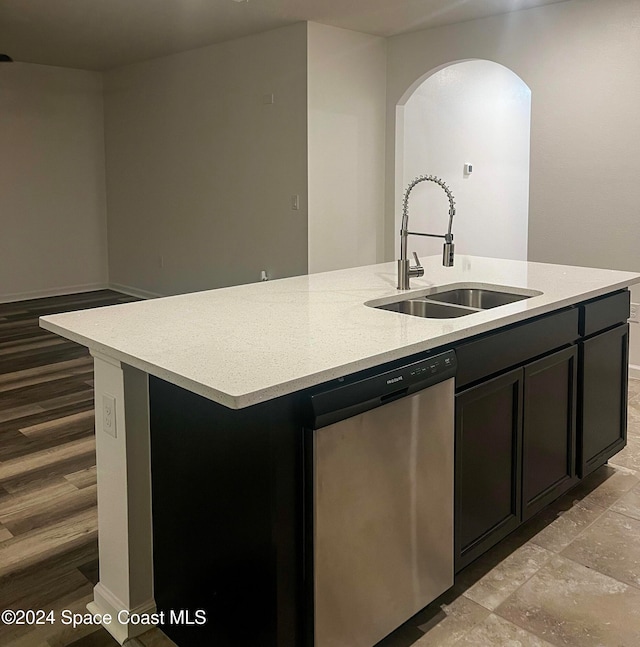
[{"left": 40, "top": 256, "right": 640, "bottom": 409}]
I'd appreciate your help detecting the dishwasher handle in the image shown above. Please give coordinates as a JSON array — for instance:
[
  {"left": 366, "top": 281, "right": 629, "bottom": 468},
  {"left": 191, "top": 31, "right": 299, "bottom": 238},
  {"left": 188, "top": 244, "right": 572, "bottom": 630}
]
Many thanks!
[
  {"left": 310, "top": 350, "right": 456, "bottom": 429},
  {"left": 380, "top": 387, "right": 409, "bottom": 404}
]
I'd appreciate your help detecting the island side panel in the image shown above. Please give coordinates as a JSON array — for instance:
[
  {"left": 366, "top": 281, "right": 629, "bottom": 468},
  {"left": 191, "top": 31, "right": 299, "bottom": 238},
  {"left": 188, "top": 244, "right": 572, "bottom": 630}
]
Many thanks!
[
  {"left": 149, "top": 377, "right": 305, "bottom": 647},
  {"left": 89, "top": 354, "right": 156, "bottom": 644}
]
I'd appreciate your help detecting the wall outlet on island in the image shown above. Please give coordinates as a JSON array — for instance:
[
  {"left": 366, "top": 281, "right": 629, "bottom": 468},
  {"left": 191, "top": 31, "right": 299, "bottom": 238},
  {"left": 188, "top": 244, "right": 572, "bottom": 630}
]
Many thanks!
[
  {"left": 631, "top": 302, "right": 639, "bottom": 323},
  {"left": 103, "top": 394, "right": 117, "bottom": 438}
]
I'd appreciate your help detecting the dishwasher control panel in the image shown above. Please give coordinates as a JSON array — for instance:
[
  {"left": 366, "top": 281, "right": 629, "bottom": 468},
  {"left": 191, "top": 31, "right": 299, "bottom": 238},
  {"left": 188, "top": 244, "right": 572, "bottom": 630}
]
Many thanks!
[
  {"left": 409, "top": 352, "right": 455, "bottom": 378},
  {"left": 310, "top": 349, "right": 457, "bottom": 429}
]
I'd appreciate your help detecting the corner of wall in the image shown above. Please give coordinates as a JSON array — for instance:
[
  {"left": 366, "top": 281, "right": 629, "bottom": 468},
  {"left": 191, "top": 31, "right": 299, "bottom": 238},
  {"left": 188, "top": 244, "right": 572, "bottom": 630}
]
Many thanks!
[{"left": 307, "top": 23, "right": 388, "bottom": 273}]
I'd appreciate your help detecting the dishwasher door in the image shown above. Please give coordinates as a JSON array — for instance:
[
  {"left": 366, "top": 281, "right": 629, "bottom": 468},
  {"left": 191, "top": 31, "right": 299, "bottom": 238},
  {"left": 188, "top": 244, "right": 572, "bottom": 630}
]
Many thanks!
[{"left": 309, "top": 355, "right": 455, "bottom": 647}]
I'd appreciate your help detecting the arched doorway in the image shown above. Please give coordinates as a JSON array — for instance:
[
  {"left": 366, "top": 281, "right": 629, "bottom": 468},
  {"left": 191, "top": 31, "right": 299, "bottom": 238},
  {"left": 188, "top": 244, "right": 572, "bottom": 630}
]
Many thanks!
[{"left": 395, "top": 60, "right": 531, "bottom": 262}]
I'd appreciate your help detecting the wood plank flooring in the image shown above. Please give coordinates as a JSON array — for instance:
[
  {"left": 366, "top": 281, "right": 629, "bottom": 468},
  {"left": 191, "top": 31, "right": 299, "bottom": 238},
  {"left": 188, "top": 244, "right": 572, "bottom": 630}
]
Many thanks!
[{"left": 0, "top": 291, "right": 175, "bottom": 647}]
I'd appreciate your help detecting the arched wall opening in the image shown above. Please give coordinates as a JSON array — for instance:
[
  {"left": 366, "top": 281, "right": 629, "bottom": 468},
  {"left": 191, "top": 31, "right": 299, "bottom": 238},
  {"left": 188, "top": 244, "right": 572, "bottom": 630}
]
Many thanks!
[{"left": 395, "top": 60, "right": 531, "bottom": 263}]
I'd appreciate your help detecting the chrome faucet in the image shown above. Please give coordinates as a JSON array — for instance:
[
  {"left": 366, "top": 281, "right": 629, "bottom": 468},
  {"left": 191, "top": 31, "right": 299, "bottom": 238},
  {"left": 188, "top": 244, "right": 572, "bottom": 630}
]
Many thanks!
[{"left": 398, "top": 174, "right": 456, "bottom": 290}]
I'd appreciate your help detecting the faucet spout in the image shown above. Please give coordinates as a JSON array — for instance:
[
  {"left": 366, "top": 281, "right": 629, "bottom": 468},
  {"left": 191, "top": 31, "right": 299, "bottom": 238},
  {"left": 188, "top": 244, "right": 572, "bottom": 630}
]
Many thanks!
[{"left": 398, "top": 174, "right": 456, "bottom": 290}]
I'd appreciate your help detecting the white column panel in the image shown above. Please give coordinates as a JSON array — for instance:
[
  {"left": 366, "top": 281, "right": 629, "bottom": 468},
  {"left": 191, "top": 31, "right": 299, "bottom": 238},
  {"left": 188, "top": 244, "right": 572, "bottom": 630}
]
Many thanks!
[{"left": 89, "top": 353, "right": 155, "bottom": 644}]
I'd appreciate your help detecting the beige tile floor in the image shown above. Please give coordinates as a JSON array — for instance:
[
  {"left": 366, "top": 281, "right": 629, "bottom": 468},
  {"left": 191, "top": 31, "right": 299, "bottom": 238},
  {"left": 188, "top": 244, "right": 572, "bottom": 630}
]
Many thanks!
[{"left": 379, "top": 377, "right": 640, "bottom": 647}]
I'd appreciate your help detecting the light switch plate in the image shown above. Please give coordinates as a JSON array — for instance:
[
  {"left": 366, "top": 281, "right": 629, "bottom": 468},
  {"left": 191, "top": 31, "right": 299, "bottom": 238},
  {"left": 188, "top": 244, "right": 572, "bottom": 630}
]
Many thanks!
[{"left": 103, "top": 394, "right": 117, "bottom": 438}]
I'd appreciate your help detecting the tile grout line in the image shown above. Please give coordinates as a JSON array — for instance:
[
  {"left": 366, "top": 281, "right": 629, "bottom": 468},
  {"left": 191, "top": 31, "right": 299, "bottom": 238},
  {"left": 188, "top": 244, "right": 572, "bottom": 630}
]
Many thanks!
[
  {"left": 486, "top": 468, "right": 640, "bottom": 643},
  {"left": 461, "top": 546, "right": 557, "bottom": 614},
  {"left": 544, "top": 468, "right": 639, "bottom": 556},
  {"left": 605, "top": 506, "right": 640, "bottom": 524},
  {"left": 489, "top": 582, "right": 567, "bottom": 647},
  {"left": 557, "top": 551, "right": 640, "bottom": 594}
]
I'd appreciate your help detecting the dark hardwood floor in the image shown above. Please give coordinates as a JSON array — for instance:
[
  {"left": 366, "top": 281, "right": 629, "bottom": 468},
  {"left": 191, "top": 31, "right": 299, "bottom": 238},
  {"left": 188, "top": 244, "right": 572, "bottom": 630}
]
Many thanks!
[{"left": 0, "top": 290, "right": 175, "bottom": 647}]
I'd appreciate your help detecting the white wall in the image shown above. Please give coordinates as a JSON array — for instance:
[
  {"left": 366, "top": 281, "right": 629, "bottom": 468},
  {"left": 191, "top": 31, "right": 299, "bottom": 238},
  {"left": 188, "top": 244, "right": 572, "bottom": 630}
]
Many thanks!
[
  {"left": 0, "top": 63, "right": 108, "bottom": 302},
  {"left": 386, "top": 0, "right": 640, "bottom": 369},
  {"left": 399, "top": 60, "right": 530, "bottom": 262},
  {"left": 307, "top": 23, "right": 386, "bottom": 273},
  {"left": 103, "top": 23, "right": 308, "bottom": 296}
]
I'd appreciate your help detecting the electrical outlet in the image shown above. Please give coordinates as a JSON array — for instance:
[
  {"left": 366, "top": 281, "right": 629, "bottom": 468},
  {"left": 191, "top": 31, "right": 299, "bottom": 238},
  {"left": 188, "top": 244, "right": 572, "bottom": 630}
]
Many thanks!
[
  {"left": 631, "top": 302, "right": 639, "bottom": 323},
  {"left": 103, "top": 394, "right": 117, "bottom": 438}
]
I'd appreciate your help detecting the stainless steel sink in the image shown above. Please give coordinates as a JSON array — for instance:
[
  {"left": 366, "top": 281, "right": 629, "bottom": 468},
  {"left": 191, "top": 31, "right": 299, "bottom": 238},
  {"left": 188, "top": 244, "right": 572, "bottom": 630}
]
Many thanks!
[
  {"left": 427, "top": 288, "right": 529, "bottom": 309},
  {"left": 376, "top": 299, "right": 477, "bottom": 318},
  {"left": 367, "top": 284, "right": 540, "bottom": 320}
]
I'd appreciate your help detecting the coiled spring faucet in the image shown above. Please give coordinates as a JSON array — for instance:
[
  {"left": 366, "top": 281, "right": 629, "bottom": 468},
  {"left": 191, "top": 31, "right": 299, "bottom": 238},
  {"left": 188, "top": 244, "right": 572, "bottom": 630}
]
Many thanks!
[{"left": 398, "top": 174, "right": 456, "bottom": 290}]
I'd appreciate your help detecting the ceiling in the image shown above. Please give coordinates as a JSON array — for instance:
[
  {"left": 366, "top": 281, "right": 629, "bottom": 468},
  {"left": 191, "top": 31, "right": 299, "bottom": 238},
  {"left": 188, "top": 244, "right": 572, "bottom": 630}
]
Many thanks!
[{"left": 0, "top": 0, "right": 569, "bottom": 71}]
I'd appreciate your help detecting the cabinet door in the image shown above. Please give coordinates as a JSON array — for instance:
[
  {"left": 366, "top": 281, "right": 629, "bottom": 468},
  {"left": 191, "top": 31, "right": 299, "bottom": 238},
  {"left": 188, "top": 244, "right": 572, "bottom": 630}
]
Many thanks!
[
  {"left": 455, "top": 368, "right": 523, "bottom": 571},
  {"left": 579, "top": 324, "right": 629, "bottom": 477},
  {"left": 522, "top": 346, "right": 578, "bottom": 521}
]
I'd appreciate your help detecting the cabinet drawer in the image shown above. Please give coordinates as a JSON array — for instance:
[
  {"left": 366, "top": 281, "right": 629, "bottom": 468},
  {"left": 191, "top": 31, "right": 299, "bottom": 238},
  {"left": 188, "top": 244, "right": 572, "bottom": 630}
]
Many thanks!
[
  {"left": 456, "top": 308, "right": 579, "bottom": 388},
  {"left": 579, "top": 290, "right": 630, "bottom": 337}
]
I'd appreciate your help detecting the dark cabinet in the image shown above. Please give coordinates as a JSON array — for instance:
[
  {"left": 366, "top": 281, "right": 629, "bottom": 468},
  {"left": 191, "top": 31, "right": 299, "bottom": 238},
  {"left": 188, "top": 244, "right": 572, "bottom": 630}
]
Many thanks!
[
  {"left": 455, "top": 369, "right": 523, "bottom": 571},
  {"left": 579, "top": 324, "right": 629, "bottom": 477},
  {"left": 455, "top": 344, "right": 579, "bottom": 570},
  {"left": 522, "top": 346, "right": 578, "bottom": 521},
  {"left": 454, "top": 290, "right": 631, "bottom": 572}
]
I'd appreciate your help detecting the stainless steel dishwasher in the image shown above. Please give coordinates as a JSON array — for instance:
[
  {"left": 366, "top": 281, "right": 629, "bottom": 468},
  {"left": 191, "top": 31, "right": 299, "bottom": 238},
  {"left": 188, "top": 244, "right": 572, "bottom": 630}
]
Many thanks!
[{"left": 307, "top": 350, "right": 456, "bottom": 647}]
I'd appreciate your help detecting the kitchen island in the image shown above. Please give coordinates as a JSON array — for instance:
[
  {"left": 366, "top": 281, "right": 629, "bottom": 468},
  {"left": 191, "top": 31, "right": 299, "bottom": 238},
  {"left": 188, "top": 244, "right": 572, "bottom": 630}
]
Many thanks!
[{"left": 40, "top": 256, "right": 640, "bottom": 646}]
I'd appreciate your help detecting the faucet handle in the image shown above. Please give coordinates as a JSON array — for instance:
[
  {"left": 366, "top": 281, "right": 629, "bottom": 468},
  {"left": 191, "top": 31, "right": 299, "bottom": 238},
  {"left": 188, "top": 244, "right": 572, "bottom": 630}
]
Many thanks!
[{"left": 410, "top": 252, "right": 425, "bottom": 278}]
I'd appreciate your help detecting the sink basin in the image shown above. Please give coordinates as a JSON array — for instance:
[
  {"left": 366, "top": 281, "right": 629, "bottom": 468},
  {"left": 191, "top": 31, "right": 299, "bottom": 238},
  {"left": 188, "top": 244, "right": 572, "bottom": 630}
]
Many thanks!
[
  {"left": 367, "top": 284, "right": 541, "bottom": 320},
  {"left": 376, "top": 299, "right": 477, "bottom": 318},
  {"left": 427, "top": 288, "right": 529, "bottom": 309}
]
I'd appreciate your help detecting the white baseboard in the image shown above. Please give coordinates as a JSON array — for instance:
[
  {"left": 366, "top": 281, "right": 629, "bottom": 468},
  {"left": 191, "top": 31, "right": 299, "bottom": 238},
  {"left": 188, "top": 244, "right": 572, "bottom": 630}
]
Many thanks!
[
  {"left": 89, "top": 584, "right": 156, "bottom": 645},
  {"left": 108, "top": 282, "right": 163, "bottom": 300},
  {"left": 630, "top": 364, "right": 640, "bottom": 381},
  {"left": 0, "top": 282, "right": 109, "bottom": 305},
  {"left": 0, "top": 282, "right": 163, "bottom": 305}
]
